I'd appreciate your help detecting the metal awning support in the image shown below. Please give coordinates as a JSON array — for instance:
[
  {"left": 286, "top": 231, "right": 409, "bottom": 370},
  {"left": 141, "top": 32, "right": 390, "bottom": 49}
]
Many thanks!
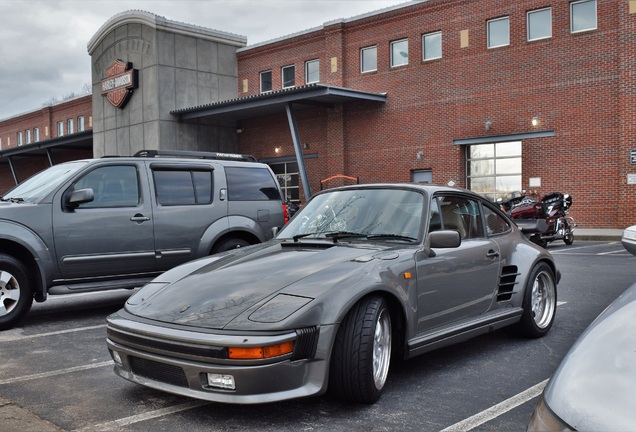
[
  {"left": 7, "top": 156, "right": 18, "bottom": 185},
  {"left": 285, "top": 103, "right": 311, "bottom": 199},
  {"left": 46, "top": 148, "right": 56, "bottom": 166}
]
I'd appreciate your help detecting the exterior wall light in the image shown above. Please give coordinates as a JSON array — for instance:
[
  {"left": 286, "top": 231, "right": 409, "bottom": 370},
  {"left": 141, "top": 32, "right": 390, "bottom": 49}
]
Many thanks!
[
  {"left": 485, "top": 120, "right": 492, "bottom": 131},
  {"left": 275, "top": 147, "right": 281, "bottom": 154},
  {"left": 532, "top": 117, "right": 539, "bottom": 127}
]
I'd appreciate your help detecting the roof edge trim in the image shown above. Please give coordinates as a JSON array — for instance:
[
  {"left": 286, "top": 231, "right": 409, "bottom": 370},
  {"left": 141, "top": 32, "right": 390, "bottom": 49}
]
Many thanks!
[{"left": 452, "top": 130, "right": 556, "bottom": 145}]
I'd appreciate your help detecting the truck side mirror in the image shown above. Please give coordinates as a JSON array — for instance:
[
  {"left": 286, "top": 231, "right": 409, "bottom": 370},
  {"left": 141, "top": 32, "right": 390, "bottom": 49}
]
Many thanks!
[{"left": 65, "top": 188, "right": 94, "bottom": 210}]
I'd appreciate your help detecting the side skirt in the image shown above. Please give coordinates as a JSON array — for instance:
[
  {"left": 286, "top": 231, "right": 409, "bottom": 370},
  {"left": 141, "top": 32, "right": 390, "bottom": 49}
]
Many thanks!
[{"left": 405, "top": 308, "right": 523, "bottom": 359}]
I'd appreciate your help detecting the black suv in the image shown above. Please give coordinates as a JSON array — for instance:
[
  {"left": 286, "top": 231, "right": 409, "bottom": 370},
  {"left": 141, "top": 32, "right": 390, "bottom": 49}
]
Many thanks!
[{"left": 0, "top": 150, "right": 285, "bottom": 329}]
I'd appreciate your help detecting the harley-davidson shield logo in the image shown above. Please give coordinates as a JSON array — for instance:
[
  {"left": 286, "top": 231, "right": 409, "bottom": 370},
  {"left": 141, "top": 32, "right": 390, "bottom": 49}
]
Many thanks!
[{"left": 100, "top": 60, "right": 138, "bottom": 109}]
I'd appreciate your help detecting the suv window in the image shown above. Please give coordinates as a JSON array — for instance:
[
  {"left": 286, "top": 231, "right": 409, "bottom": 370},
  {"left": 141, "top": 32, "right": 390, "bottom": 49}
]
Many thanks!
[
  {"left": 226, "top": 167, "right": 282, "bottom": 201},
  {"left": 74, "top": 165, "right": 139, "bottom": 208},
  {"left": 153, "top": 168, "right": 213, "bottom": 206}
]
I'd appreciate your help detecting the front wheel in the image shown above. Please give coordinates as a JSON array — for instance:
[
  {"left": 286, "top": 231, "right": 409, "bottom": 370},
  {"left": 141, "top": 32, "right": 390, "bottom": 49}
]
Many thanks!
[
  {"left": 517, "top": 262, "right": 557, "bottom": 338},
  {"left": 329, "top": 296, "right": 392, "bottom": 404},
  {"left": 212, "top": 238, "right": 251, "bottom": 253},
  {"left": 0, "top": 254, "right": 34, "bottom": 330}
]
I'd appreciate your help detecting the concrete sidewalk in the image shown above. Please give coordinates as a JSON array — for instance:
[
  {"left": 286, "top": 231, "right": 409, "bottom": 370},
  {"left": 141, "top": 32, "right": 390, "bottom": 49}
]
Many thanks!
[
  {"left": 0, "top": 397, "right": 62, "bottom": 432},
  {"left": 575, "top": 228, "right": 624, "bottom": 241}
]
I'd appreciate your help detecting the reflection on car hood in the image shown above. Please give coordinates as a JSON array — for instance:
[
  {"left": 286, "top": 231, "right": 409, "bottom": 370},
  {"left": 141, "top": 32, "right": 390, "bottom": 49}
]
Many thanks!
[
  {"left": 544, "top": 282, "right": 636, "bottom": 430},
  {"left": 126, "top": 241, "right": 394, "bottom": 329}
]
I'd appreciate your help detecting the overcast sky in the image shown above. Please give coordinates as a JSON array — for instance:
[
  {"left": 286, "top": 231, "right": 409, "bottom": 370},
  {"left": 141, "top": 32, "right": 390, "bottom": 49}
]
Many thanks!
[{"left": 0, "top": 0, "right": 408, "bottom": 120}]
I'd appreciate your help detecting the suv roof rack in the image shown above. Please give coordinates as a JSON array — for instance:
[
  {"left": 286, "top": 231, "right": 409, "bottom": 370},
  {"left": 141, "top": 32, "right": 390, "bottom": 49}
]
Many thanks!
[{"left": 133, "top": 149, "right": 257, "bottom": 162}]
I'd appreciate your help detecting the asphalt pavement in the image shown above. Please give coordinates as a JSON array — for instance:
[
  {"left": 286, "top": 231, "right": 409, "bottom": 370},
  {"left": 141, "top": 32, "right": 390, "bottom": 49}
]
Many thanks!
[{"left": 0, "top": 229, "right": 626, "bottom": 431}]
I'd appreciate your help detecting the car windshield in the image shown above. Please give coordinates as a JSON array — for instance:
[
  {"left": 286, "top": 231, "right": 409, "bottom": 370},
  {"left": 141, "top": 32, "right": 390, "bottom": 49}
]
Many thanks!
[
  {"left": 2, "top": 161, "right": 89, "bottom": 202},
  {"left": 278, "top": 188, "right": 425, "bottom": 242}
]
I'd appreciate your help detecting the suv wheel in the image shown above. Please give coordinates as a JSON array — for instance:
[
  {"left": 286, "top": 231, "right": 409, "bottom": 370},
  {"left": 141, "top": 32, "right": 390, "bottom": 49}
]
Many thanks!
[
  {"left": 214, "top": 238, "right": 251, "bottom": 253},
  {"left": 0, "top": 254, "right": 33, "bottom": 330}
]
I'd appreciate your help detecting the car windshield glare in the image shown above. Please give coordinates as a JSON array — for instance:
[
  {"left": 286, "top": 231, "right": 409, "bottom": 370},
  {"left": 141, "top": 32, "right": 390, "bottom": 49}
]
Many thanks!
[
  {"left": 279, "top": 188, "right": 425, "bottom": 242},
  {"left": 3, "top": 161, "right": 88, "bottom": 202}
]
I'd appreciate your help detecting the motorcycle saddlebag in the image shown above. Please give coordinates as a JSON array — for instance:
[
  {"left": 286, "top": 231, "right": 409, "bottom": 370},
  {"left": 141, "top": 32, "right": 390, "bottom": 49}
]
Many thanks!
[{"left": 510, "top": 201, "right": 544, "bottom": 219}]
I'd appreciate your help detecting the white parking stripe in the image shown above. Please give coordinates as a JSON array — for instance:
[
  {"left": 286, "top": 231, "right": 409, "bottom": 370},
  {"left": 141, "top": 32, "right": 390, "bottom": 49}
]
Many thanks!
[
  {"left": 440, "top": 379, "right": 548, "bottom": 431},
  {"left": 0, "top": 324, "right": 107, "bottom": 343},
  {"left": 72, "top": 400, "right": 210, "bottom": 432},
  {"left": 0, "top": 361, "right": 113, "bottom": 385}
]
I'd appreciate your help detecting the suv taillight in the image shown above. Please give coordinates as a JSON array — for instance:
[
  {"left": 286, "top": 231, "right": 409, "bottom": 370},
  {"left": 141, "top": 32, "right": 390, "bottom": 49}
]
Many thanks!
[{"left": 283, "top": 204, "right": 289, "bottom": 224}]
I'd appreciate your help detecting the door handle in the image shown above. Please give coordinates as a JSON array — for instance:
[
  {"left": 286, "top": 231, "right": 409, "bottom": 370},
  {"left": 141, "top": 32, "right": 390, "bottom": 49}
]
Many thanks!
[
  {"left": 486, "top": 250, "right": 499, "bottom": 258},
  {"left": 130, "top": 214, "right": 150, "bottom": 223}
]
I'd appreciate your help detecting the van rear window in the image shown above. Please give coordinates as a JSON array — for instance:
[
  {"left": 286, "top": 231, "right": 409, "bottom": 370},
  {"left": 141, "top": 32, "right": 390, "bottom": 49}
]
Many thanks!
[{"left": 225, "top": 167, "right": 281, "bottom": 201}]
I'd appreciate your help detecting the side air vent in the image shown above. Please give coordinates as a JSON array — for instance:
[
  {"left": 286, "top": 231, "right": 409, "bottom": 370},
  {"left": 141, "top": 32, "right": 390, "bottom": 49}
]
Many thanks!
[
  {"left": 291, "top": 326, "right": 319, "bottom": 361},
  {"left": 497, "top": 265, "right": 520, "bottom": 302}
]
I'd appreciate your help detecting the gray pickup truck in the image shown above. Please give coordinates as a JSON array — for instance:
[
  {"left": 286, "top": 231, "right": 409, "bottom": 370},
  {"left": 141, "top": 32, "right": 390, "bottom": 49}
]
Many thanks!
[{"left": 0, "top": 150, "right": 285, "bottom": 330}]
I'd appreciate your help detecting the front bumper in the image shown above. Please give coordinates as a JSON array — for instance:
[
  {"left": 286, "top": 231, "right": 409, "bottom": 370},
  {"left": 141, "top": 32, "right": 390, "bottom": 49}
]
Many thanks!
[{"left": 106, "top": 314, "right": 336, "bottom": 404}]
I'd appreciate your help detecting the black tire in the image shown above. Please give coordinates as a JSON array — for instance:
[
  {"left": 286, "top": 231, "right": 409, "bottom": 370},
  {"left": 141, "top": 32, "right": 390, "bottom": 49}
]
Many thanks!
[
  {"left": 329, "top": 296, "right": 392, "bottom": 404},
  {"left": 213, "top": 238, "right": 251, "bottom": 253},
  {"left": 564, "top": 231, "right": 574, "bottom": 245},
  {"left": 0, "top": 254, "right": 34, "bottom": 330},
  {"left": 517, "top": 262, "right": 556, "bottom": 338}
]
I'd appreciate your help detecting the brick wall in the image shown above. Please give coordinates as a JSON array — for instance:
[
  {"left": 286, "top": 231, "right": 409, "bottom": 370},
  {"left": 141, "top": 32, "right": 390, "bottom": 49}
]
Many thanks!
[{"left": 237, "top": 0, "right": 633, "bottom": 229}]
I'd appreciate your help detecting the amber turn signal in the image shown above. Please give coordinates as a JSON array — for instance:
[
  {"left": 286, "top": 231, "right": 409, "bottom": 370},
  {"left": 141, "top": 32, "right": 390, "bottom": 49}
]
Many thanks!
[{"left": 228, "top": 341, "right": 294, "bottom": 359}]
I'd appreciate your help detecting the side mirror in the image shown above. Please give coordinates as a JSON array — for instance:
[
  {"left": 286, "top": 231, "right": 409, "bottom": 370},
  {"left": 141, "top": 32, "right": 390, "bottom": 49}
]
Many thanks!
[
  {"left": 66, "top": 188, "right": 94, "bottom": 210},
  {"left": 429, "top": 230, "right": 461, "bottom": 249}
]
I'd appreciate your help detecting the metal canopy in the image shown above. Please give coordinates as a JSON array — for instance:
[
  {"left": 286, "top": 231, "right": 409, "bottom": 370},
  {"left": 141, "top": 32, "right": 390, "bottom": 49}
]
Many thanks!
[
  {"left": 171, "top": 84, "right": 387, "bottom": 124},
  {"left": 172, "top": 84, "right": 387, "bottom": 199},
  {"left": 0, "top": 130, "right": 93, "bottom": 184}
]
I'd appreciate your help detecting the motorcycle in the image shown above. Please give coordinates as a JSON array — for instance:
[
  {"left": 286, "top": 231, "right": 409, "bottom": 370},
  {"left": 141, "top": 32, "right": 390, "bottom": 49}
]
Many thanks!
[{"left": 501, "top": 191, "right": 576, "bottom": 248}]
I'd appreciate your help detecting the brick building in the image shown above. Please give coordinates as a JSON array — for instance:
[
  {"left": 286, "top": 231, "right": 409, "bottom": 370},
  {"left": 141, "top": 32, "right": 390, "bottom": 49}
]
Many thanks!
[{"left": 0, "top": 0, "right": 633, "bottom": 228}]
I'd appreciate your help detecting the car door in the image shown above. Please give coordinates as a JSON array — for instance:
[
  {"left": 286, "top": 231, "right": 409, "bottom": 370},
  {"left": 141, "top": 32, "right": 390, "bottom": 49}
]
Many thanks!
[
  {"left": 416, "top": 194, "right": 501, "bottom": 332},
  {"left": 150, "top": 162, "right": 228, "bottom": 271},
  {"left": 52, "top": 162, "right": 156, "bottom": 280}
]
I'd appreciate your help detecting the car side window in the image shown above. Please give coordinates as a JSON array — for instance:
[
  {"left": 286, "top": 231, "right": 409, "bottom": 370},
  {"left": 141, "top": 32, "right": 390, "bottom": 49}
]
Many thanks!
[
  {"left": 153, "top": 168, "right": 213, "bottom": 206},
  {"left": 483, "top": 204, "right": 511, "bottom": 236},
  {"left": 73, "top": 165, "right": 139, "bottom": 208},
  {"left": 225, "top": 167, "right": 282, "bottom": 201},
  {"left": 430, "top": 195, "right": 484, "bottom": 239}
]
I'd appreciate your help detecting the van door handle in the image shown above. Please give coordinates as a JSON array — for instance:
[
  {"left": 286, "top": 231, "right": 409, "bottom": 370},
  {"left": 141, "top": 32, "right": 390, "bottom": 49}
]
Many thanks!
[
  {"left": 130, "top": 214, "right": 150, "bottom": 223},
  {"left": 486, "top": 250, "right": 499, "bottom": 258}
]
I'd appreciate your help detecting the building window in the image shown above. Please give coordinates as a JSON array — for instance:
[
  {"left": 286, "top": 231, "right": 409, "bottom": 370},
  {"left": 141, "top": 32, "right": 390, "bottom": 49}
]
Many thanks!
[
  {"left": 487, "top": 17, "right": 510, "bottom": 48},
  {"left": 33, "top": 127, "right": 39, "bottom": 142},
  {"left": 17, "top": 131, "right": 23, "bottom": 146},
  {"left": 571, "top": 0, "right": 597, "bottom": 33},
  {"left": 25, "top": 129, "right": 31, "bottom": 144},
  {"left": 527, "top": 8, "right": 552, "bottom": 41},
  {"left": 305, "top": 59, "right": 320, "bottom": 84},
  {"left": 67, "top": 119, "right": 74, "bottom": 134},
  {"left": 78, "top": 116, "right": 85, "bottom": 132},
  {"left": 466, "top": 141, "right": 522, "bottom": 202},
  {"left": 422, "top": 31, "right": 442, "bottom": 61},
  {"left": 270, "top": 161, "right": 300, "bottom": 204},
  {"left": 282, "top": 65, "right": 295, "bottom": 88},
  {"left": 360, "top": 46, "right": 377, "bottom": 73},
  {"left": 57, "top": 121, "right": 64, "bottom": 137},
  {"left": 390, "top": 39, "right": 408, "bottom": 67},
  {"left": 260, "top": 70, "right": 272, "bottom": 93}
]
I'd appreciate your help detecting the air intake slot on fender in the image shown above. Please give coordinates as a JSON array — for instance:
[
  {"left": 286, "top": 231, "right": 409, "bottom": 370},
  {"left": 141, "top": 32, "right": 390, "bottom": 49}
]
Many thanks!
[{"left": 497, "top": 265, "right": 520, "bottom": 302}]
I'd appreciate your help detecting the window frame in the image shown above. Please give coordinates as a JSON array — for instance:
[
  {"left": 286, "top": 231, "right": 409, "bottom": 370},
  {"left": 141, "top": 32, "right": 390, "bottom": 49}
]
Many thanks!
[
  {"left": 487, "top": 16, "right": 510, "bottom": 49},
  {"left": 570, "top": 0, "right": 597, "bottom": 33},
  {"left": 25, "top": 129, "right": 31, "bottom": 144},
  {"left": 527, "top": 7, "right": 552, "bottom": 41},
  {"left": 33, "top": 127, "right": 39, "bottom": 142},
  {"left": 260, "top": 70, "right": 272, "bottom": 93},
  {"left": 67, "top": 119, "right": 74, "bottom": 134},
  {"left": 422, "top": 31, "right": 442, "bottom": 61},
  {"left": 281, "top": 65, "right": 295, "bottom": 89},
  {"left": 305, "top": 59, "right": 320, "bottom": 84},
  {"left": 17, "top": 131, "right": 23, "bottom": 146},
  {"left": 360, "top": 45, "right": 378, "bottom": 73},
  {"left": 466, "top": 141, "right": 523, "bottom": 202},
  {"left": 390, "top": 38, "right": 409, "bottom": 67},
  {"left": 78, "top": 116, "right": 85, "bottom": 132},
  {"left": 57, "top": 121, "right": 64, "bottom": 137}
]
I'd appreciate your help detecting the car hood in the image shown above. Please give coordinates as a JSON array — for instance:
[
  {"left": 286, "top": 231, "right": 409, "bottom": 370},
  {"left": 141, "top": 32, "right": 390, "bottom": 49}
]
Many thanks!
[
  {"left": 125, "top": 240, "right": 404, "bottom": 329},
  {"left": 543, "top": 282, "right": 636, "bottom": 430}
]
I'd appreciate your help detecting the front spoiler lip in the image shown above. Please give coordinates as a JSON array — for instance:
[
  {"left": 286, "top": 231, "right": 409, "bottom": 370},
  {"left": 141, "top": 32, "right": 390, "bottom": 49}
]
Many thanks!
[{"left": 106, "top": 323, "right": 337, "bottom": 404}]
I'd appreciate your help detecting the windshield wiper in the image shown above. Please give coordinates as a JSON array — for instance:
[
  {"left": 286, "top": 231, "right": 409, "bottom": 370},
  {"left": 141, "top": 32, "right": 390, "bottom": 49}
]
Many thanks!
[
  {"left": 0, "top": 197, "right": 24, "bottom": 203},
  {"left": 325, "top": 231, "right": 367, "bottom": 243},
  {"left": 366, "top": 233, "right": 418, "bottom": 242}
]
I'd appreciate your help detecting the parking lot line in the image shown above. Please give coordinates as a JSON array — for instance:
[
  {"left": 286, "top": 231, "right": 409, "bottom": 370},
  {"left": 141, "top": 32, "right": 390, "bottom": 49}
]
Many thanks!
[
  {"left": 439, "top": 379, "right": 548, "bottom": 431},
  {"left": 72, "top": 400, "right": 210, "bottom": 432},
  {"left": 0, "top": 324, "right": 106, "bottom": 343},
  {"left": 0, "top": 361, "right": 112, "bottom": 385}
]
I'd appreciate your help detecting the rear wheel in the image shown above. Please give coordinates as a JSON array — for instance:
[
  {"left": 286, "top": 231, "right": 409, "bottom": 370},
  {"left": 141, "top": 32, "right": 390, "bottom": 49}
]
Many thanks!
[
  {"left": 329, "top": 296, "right": 392, "bottom": 404},
  {"left": 213, "top": 238, "right": 251, "bottom": 253},
  {"left": 517, "top": 262, "right": 556, "bottom": 338},
  {"left": 0, "top": 254, "right": 33, "bottom": 330}
]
